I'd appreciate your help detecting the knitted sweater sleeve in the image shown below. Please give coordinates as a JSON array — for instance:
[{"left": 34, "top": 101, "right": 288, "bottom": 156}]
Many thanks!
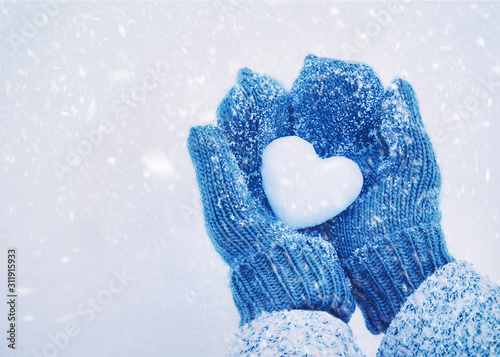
[
  {"left": 227, "top": 262, "right": 500, "bottom": 357},
  {"left": 378, "top": 261, "right": 500, "bottom": 356},
  {"left": 229, "top": 310, "right": 364, "bottom": 357}
]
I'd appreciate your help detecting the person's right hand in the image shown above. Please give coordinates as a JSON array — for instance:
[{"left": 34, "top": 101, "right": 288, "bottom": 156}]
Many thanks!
[{"left": 188, "top": 68, "right": 354, "bottom": 325}]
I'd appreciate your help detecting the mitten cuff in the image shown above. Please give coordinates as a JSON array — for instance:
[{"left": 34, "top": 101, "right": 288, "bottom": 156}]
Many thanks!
[
  {"left": 344, "top": 222, "right": 454, "bottom": 334},
  {"left": 230, "top": 235, "right": 355, "bottom": 326}
]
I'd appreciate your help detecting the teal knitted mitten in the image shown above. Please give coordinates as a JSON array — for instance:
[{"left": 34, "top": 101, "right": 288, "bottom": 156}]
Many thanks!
[
  {"left": 188, "top": 69, "right": 355, "bottom": 326},
  {"left": 292, "top": 55, "right": 455, "bottom": 334}
]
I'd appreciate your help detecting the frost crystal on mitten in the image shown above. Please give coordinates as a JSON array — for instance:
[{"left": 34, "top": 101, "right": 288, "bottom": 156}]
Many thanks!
[
  {"left": 188, "top": 68, "right": 355, "bottom": 326},
  {"left": 292, "top": 55, "right": 454, "bottom": 334}
]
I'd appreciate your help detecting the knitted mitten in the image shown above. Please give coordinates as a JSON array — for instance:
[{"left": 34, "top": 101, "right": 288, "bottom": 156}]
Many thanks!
[
  {"left": 292, "top": 55, "right": 455, "bottom": 334},
  {"left": 188, "top": 68, "right": 355, "bottom": 326}
]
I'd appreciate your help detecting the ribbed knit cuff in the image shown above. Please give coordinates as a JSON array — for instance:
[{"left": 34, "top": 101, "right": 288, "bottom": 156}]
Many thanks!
[
  {"left": 230, "top": 236, "right": 355, "bottom": 326},
  {"left": 344, "top": 222, "right": 454, "bottom": 334}
]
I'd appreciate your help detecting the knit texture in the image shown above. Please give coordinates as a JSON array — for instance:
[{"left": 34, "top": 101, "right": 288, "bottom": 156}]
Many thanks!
[
  {"left": 378, "top": 261, "right": 500, "bottom": 356},
  {"left": 230, "top": 310, "right": 364, "bottom": 357},
  {"left": 228, "top": 262, "right": 500, "bottom": 356},
  {"left": 292, "top": 55, "right": 455, "bottom": 333},
  {"left": 188, "top": 68, "right": 355, "bottom": 326}
]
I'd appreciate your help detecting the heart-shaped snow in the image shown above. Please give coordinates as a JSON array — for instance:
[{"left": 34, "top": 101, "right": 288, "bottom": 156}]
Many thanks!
[{"left": 261, "top": 136, "right": 363, "bottom": 229}]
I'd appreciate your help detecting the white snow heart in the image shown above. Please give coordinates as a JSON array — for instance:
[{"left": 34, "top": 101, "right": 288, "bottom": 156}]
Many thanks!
[{"left": 261, "top": 136, "right": 363, "bottom": 229}]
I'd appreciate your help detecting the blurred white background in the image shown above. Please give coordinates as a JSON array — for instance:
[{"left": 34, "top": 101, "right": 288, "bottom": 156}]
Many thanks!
[{"left": 1, "top": 1, "right": 499, "bottom": 356}]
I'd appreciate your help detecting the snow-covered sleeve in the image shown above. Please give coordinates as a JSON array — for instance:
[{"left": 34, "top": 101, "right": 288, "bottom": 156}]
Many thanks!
[
  {"left": 378, "top": 261, "right": 500, "bottom": 356},
  {"left": 229, "top": 310, "right": 364, "bottom": 357}
]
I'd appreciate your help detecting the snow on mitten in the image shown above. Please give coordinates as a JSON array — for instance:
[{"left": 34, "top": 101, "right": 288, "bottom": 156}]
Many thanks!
[
  {"left": 292, "top": 55, "right": 455, "bottom": 334},
  {"left": 188, "top": 68, "right": 355, "bottom": 326}
]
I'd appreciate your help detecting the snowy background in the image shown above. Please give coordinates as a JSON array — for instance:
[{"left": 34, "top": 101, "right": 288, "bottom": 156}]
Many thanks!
[{"left": 1, "top": 1, "right": 499, "bottom": 356}]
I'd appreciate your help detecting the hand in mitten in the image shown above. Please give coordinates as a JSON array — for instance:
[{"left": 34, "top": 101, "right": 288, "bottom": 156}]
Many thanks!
[
  {"left": 292, "top": 55, "right": 455, "bottom": 334},
  {"left": 188, "top": 69, "right": 354, "bottom": 326}
]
